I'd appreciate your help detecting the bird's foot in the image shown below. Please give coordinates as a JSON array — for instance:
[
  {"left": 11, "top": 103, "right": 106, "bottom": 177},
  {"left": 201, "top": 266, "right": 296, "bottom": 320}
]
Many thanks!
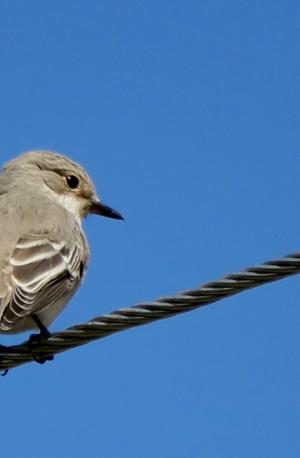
[
  {"left": 0, "top": 344, "right": 11, "bottom": 376},
  {"left": 28, "top": 333, "right": 54, "bottom": 365},
  {"left": 29, "top": 315, "right": 54, "bottom": 364}
]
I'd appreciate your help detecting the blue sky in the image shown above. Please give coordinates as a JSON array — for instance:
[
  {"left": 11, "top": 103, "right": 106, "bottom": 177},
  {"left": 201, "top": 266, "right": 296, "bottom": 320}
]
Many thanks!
[{"left": 0, "top": 1, "right": 299, "bottom": 457}]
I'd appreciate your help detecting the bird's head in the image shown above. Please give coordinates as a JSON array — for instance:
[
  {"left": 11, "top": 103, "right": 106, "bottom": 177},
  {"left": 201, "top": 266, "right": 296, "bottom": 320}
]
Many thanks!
[{"left": 4, "top": 151, "right": 124, "bottom": 221}]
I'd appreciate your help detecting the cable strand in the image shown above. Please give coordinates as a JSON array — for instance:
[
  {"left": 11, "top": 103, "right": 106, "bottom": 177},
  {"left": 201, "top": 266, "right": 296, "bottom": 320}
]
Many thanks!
[{"left": 1, "top": 251, "right": 299, "bottom": 373}]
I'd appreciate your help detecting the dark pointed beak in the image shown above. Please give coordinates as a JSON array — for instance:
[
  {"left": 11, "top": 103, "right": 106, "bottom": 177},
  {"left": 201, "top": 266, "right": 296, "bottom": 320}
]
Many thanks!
[{"left": 89, "top": 200, "right": 124, "bottom": 220}]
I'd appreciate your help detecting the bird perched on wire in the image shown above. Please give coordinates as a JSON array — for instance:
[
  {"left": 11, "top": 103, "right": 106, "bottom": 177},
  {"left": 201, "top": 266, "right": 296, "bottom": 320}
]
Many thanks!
[{"left": 0, "top": 151, "right": 123, "bottom": 340}]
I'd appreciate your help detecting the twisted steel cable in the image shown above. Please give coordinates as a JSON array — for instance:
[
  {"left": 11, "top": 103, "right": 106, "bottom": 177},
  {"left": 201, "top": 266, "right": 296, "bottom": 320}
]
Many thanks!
[{"left": 1, "top": 251, "right": 299, "bottom": 373}]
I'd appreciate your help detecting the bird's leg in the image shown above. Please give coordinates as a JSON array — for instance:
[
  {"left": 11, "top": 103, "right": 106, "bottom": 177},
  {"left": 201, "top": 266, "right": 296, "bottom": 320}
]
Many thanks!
[
  {"left": 31, "top": 315, "right": 51, "bottom": 337},
  {"left": 0, "top": 316, "right": 54, "bottom": 373},
  {"left": 28, "top": 315, "right": 54, "bottom": 364}
]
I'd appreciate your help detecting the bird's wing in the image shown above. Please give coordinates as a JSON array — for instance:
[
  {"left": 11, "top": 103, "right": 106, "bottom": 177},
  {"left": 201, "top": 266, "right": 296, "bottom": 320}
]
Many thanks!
[{"left": 0, "top": 233, "right": 85, "bottom": 331}]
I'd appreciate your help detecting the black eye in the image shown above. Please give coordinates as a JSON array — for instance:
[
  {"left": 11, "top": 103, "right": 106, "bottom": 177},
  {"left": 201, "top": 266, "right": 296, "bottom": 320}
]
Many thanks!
[{"left": 66, "top": 175, "right": 79, "bottom": 189}]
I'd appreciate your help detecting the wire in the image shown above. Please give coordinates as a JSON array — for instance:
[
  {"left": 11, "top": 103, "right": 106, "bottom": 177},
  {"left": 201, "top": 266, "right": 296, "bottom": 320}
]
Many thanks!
[{"left": 1, "top": 251, "right": 299, "bottom": 373}]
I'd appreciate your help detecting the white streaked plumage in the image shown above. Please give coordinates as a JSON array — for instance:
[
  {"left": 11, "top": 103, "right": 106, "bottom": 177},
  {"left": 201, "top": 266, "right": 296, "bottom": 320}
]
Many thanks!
[{"left": 0, "top": 150, "right": 123, "bottom": 334}]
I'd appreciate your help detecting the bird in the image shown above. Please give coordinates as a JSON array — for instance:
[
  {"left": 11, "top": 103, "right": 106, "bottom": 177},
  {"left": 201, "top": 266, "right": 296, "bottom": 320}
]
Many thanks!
[{"left": 0, "top": 150, "right": 123, "bottom": 340}]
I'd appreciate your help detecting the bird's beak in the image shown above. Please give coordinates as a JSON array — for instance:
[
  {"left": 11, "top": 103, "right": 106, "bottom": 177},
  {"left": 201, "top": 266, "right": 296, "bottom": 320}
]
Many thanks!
[{"left": 89, "top": 200, "right": 124, "bottom": 220}]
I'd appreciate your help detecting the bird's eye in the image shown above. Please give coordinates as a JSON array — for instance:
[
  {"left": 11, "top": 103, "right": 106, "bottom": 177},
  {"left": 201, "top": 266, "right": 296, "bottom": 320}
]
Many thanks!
[{"left": 66, "top": 175, "right": 80, "bottom": 189}]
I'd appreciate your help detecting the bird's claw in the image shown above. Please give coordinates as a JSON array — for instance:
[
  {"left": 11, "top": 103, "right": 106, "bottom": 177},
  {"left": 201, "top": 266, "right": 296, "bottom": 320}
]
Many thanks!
[
  {"left": 0, "top": 345, "right": 10, "bottom": 376},
  {"left": 28, "top": 333, "right": 54, "bottom": 365}
]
